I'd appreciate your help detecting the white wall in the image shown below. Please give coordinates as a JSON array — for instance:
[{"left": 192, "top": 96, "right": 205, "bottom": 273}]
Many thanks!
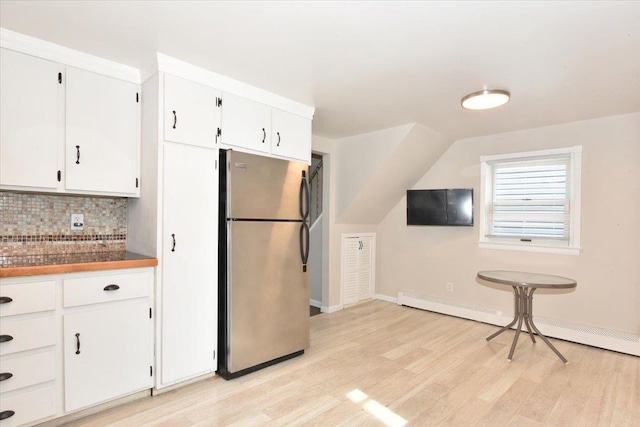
[
  {"left": 336, "top": 124, "right": 413, "bottom": 220},
  {"left": 338, "top": 123, "right": 453, "bottom": 224},
  {"left": 377, "top": 113, "right": 640, "bottom": 336},
  {"left": 313, "top": 135, "right": 378, "bottom": 310},
  {"left": 313, "top": 122, "right": 453, "bottom": 310}
]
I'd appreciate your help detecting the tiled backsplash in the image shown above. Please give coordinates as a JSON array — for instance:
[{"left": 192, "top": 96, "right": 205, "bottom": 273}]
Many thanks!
[{"left": 0, "top": 192, "right": 127, "bottom": 257}]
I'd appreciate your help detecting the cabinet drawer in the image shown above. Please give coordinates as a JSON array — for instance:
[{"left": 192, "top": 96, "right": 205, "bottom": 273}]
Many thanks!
[
  {"left": 0, "top": 350, "right": 56, "bottom": 393},
  {"left": 0, "top": 317, "right": 56, "bottom": 356},
  {"left": 63, "top": 271, "right": 153, "bottom": 308},
  {"left": 0, "top": 385, "right": 56, "bottom": 427},
  {"left": 0, "top": 281, "right": 55, "bottom": 317}
]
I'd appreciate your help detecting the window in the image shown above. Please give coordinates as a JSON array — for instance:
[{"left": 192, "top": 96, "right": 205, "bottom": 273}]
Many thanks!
[{"left": 479, "top": 146, "right": 582, "bottom": 255}]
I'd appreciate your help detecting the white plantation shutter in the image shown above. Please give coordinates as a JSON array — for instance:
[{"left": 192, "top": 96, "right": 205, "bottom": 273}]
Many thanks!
[{"left": 488, "top": 156, "right": 571, "bottom": 240}]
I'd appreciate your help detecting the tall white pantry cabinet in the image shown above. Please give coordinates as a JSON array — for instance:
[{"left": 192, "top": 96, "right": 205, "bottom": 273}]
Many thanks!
[{"left": 127, "top": 73, "right": 220, "bottom": 389}]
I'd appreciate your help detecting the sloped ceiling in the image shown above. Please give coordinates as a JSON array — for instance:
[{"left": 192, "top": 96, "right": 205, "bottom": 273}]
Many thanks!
[{"left": 335, "top": 123, "right": 453, "bottom": 225}]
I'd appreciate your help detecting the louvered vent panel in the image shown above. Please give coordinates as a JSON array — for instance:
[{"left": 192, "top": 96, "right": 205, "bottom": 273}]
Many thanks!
[
  {"left": 343, "top": 239, "right": 360, "bottom": 305},
  {"left": 358, "top": 240, "right": 373, "bottom": 300}
]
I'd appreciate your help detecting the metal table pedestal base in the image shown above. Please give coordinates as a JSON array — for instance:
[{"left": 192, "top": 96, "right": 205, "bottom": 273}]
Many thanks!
[{"left": 486, "top": 285, "right": 569, "bottom": 364}]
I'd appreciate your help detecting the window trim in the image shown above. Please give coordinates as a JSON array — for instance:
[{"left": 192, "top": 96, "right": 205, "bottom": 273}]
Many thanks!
[{"left": 479, "top": 146, "right": 582, "bottom": 255}]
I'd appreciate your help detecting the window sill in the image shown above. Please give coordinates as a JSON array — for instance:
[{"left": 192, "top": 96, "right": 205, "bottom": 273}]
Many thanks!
[{"left": 478, "top": 241, "right": 581, "bottom": 256}]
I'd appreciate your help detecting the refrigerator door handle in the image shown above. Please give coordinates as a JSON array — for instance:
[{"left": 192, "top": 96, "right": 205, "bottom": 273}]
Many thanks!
[
  {"left": 299, "top": 171, "right": 310, "bottom": 220},
  {"left": 300, "top": 222, "right": 310, "bottom": 272}
]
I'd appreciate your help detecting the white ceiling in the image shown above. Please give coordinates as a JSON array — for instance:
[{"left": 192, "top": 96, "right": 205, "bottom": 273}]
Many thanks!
[{"left": 1, "top": 1, "right": 639, "bottom": 140}]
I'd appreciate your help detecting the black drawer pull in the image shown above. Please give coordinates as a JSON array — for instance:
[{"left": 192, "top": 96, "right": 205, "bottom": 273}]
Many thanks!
[
  {"left": 0, "top": 296, "right": 13, "bottom": 304},
  {"left": 103, "top": 284, "right": 120, "bottom": 291},
  {"left": 0, "top": 372, "right": 13, "bottom": 382},
  {"left": 75, "top": 333, "right": 81, "bottom": 355},
  {"left": 0, "top": 411, "right": 15, "bottom": 420},
  {"left": 0, "top": 335, "right": 13, "bottom": 343}
]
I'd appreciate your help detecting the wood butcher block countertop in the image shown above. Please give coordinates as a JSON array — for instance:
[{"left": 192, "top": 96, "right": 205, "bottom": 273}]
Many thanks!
[{"left": 0, "top": 251, "right": 158, "bottom": 278}]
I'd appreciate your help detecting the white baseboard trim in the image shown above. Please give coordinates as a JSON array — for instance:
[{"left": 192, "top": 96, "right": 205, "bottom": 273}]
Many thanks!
[
  {"left": 309, "top": 299, "right": 322, "bottom": 308},
  {"left": 398, "top": 292, "right": 640, "bottom": 357},
  {"left": 321, "top": 304, "right": 343, "bottom": 313},
  {"left": 375, "top": 294, "right": 398, "bottom": 304}
]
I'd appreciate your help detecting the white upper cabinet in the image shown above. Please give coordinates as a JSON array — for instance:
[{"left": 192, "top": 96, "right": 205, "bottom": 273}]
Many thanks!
[
  {"left": 221, "top": 93, "right": 271, "bottom": 153},
  {"left": 271, "top": 108, "right": 312, "bottom": 162},
  {"left": 0, "top": 49, "right": 61, "bottom": 190},
  {"left": 65, "top": 67, "right": 140, "bottom": 196},
  {"left": 163, "top": 74, "right": 221, "bottom": 148},
  {"left": 0, "top": 47, "right": 141, "bottom": 197},
  {"left": 221, "top": 92, "right": 311, "bottom": 163}
]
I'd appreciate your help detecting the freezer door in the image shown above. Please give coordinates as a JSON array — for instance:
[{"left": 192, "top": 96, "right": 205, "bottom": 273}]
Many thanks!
[
  {"left": 227, "top": 221, "right": 310, "bottom": 374},
  {"left": 228, "top": 151, "right": 308, "bottom": 220}
]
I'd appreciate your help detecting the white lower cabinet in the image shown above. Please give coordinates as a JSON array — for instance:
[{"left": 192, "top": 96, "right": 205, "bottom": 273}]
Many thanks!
[
  {"left": 0, "top": 267, "right": 154, "bottom": 426},
  {"left": 0, "top": 386, "right": 56, "bottom": 427},
  {"left": 0, "top": 351, "right": 56, "bottom": 394},
  {"left": 0, "top": 279, "right": 56, "bottom": 427},
  {"left": 64, "top": 301, "right": 153, "bottom": 412}
]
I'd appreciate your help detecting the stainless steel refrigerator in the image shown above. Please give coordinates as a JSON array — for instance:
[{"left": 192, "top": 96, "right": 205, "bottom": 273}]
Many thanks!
[{"left": 218, "top": 149, "right": 310, "bottom": 379}]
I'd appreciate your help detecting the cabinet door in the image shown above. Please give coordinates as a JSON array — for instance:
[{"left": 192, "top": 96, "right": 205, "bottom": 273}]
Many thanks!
[
  {"left": 271, "top": 109, "right": 312, "bottom": 163},
  {"left": 65, "top": 67, "right": 140, "bottom": 196},
  {"left": 164, "top": 74, "right": 221, "bottom": 148},
  {"left": 342, "top": 237, "right": 360, "bottom": 305},
  {"left": 342, "top": 235, "right": 375, "bottom": 305},
  {"left": 161, "top": 143, "right": 218, "bottom": 385},
  {"left": 221, "top": 93, "right": 270, "bottom": 153},
  {"left": 358, "top": 236, "right": 374, "bottom": 301},
  {"left": 0, "top": 48, "right": 61, "bottom": 190},
  {"left": 64, "top": 301, "right": 152, "bottom": 412}
]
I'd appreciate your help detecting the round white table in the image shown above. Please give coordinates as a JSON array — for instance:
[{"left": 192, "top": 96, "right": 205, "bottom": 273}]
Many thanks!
[{"left": 477, "top": 270, "right": 577, "bottom": 364}]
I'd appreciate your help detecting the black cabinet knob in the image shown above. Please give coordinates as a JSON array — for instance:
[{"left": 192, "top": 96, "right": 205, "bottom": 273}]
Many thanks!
[{"left": 0, "top": 335, "right": 13, "bottom": 343}]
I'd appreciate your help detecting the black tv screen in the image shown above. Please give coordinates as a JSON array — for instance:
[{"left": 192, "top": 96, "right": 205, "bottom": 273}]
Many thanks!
[{"left": 407, "top": 189, "right": 474, "bottom": 226}]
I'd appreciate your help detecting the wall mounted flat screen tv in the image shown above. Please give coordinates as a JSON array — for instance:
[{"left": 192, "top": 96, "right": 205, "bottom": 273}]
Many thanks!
[{"left": 407, "top": 189, "right": 474, "bottom": 226}]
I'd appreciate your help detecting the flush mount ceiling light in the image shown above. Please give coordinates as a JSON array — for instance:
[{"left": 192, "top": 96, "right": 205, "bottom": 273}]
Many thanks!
[{"left": 461, "top": 89, "right": 510, "bottom": 110}]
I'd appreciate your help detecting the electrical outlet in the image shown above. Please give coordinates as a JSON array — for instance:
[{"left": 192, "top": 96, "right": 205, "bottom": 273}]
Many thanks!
[
  {"left": 446, "top": 282, "right": 454, "bottom": 292},
  {"left": 71, "top": 213, "right": 84, "bottom": 231}
]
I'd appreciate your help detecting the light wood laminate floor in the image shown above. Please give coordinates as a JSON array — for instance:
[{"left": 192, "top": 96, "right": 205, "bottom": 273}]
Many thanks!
[{"left": 66, "top": 300, "right": 639, "bottom": 426}]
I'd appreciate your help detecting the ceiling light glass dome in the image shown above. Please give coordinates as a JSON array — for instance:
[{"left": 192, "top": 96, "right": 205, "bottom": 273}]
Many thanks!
[{"left": 461, "top": 89, "right": 510, "bottom": 110}]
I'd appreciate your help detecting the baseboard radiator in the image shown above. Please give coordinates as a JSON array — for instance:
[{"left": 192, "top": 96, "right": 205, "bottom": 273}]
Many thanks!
[{"left": 397, "top": 291, "right": 640, "bottom": 357}]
